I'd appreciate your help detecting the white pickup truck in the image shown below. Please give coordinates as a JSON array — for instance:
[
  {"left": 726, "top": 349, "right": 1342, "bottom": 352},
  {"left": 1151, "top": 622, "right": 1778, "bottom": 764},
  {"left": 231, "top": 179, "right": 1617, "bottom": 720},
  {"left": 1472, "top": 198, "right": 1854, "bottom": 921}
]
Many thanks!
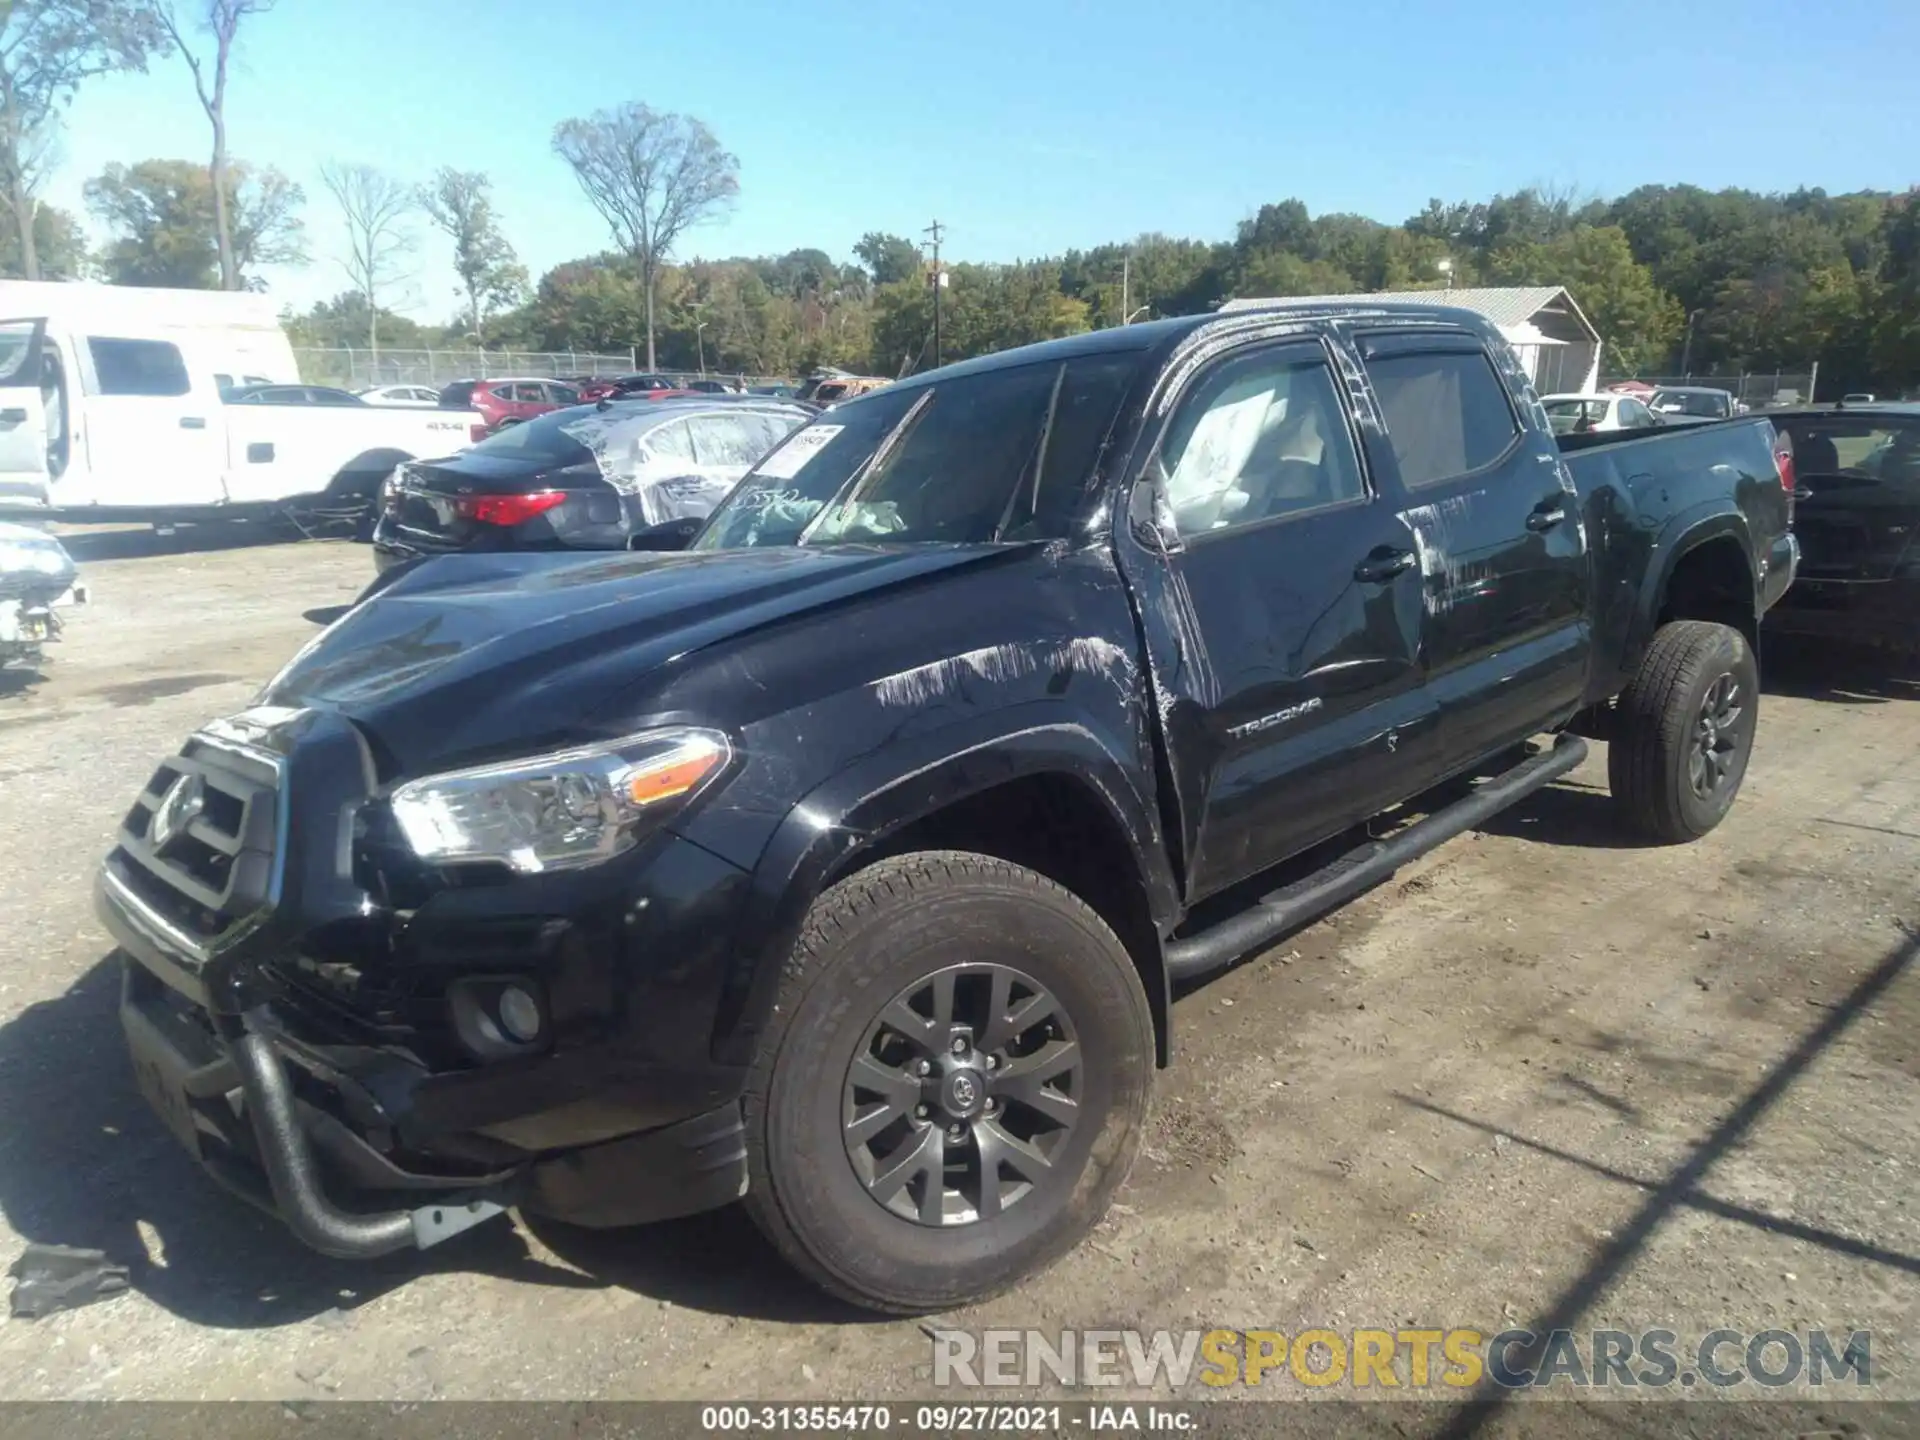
[{"left": 0, "top": 282, "right": 480, "bottom": 525}]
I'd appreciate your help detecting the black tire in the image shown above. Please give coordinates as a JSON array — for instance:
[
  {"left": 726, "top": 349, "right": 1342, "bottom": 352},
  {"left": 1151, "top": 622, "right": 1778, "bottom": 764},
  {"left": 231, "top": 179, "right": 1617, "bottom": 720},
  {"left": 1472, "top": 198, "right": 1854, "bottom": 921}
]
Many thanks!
[
  {"left": 742, "top": 851, "right": 1154, "bottom": 1314},
  {"left": 1609, "top": 620, "right": 1759, "bottom": 842}
]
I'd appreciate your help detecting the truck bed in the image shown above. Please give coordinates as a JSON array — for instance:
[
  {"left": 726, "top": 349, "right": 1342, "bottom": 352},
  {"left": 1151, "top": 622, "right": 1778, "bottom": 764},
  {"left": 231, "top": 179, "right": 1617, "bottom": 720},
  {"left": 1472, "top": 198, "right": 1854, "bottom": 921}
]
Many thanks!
[{"left": 1552, "top": 415, "right": 1795, "bottom": 700}]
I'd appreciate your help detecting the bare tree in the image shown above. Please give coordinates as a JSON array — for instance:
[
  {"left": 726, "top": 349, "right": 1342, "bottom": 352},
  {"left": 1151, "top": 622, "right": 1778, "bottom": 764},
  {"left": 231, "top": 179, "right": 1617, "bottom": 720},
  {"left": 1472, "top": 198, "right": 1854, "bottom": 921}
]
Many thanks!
[
  {"left": 420, "top": 168, "right": 526, "bottom": 342},
  {"left": 156, "top": 0, "right": 274, "bottom": 291},
  {"left": 552, "top": 103, "right": 738, "bottom": 369},
  {"left": 0, "top": 0, "right": 166, "bottom": 280},
  {"left": 319, "top": 161, "right": 414, "bottom": 357}
]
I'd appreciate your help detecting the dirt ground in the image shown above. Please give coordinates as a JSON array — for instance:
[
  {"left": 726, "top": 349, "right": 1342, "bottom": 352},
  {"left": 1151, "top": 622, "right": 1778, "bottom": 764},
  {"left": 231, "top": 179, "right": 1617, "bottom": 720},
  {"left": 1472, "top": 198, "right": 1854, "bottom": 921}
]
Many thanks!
[{"left": 0, "top": 526, "right": 1914, "bottom": 1424}]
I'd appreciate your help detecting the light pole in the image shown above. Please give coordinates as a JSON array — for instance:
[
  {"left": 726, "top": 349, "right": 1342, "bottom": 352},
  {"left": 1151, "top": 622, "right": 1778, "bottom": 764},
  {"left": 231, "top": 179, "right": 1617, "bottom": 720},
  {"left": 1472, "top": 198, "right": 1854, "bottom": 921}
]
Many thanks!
[
  {"left": 1437, "top": 257, "right": 1455, "bottom": 290},
  {"left": 1123, "top": 305, "right": 1150, "bottom": 325}
]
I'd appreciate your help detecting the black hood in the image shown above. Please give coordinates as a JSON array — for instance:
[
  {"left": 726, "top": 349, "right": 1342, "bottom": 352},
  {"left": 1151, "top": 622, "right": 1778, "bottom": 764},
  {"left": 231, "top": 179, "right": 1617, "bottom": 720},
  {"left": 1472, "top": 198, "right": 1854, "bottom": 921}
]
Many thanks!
[{"left": 261, "top": 545, "right": 1010, "bottom": 776}]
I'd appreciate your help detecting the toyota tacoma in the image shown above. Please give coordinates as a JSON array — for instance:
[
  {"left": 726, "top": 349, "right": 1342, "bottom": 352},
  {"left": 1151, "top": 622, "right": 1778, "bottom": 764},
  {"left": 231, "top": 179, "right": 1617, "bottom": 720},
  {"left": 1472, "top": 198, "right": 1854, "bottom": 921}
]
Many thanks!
[{"left": 98, "top": 302, "right": 1797, "bottom": 1313}]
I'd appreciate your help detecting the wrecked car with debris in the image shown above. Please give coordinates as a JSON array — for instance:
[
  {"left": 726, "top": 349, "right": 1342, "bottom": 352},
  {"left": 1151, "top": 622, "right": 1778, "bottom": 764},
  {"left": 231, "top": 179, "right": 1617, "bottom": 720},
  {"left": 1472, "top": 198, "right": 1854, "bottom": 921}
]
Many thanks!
[{"left": 97, "top": 301, "right": 1797, "bottom": 1314}]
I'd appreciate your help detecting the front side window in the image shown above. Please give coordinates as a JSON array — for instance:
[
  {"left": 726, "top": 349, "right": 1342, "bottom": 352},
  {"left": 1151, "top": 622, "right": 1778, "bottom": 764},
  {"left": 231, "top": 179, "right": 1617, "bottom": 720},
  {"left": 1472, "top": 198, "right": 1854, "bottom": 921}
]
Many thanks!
[
  {"left": 1154, "top": 347, "right": 1364, "bottom": 538},
  {"left": 1365, "top": 348, "right": 1519, "bottom": 487},
  {"left": 693, "top": 353, "right": 1139, "bottom": 551},
  {"left": 87, "top": 337, "right": 190, "bottom": 397}
]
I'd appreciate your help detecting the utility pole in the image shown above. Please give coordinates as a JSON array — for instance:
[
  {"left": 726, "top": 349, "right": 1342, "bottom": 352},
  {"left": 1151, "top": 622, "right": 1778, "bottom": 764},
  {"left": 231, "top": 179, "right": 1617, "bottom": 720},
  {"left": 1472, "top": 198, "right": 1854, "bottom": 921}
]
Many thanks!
[
  {"left": 924, "top": 219, "right": 945, "bottom": 368},
  {"left": 1121, "top": 253, "right": 1130, "bottom": 327},
  {"left": 1679, "top": 308, "right": 1703, "bottom": 378}
]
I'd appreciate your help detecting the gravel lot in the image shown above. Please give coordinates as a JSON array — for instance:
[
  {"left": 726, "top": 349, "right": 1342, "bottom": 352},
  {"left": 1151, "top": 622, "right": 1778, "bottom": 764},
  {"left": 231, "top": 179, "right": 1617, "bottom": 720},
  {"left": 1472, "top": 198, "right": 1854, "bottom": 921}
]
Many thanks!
[{"left": 0, "top": 527, "right": 1914, "bottom": 1424}]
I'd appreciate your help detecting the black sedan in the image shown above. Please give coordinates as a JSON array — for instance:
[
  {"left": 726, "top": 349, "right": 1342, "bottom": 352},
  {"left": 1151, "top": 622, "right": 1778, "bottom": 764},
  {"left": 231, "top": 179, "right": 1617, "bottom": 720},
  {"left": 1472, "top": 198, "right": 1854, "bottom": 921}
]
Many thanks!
[
  {"left": 371, "top": 397, "right": 812, "bottom": 571},
  {"left": 1765, "top": 402, "right": 1920, "bottom": 651}
]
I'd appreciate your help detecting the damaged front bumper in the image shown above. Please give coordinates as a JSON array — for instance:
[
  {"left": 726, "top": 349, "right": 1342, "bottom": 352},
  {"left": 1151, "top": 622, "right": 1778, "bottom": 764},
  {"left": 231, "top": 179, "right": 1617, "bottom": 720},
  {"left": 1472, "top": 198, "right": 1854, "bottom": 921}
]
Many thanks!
[
  {"left": 112, "top": 933, "right": 753, "bottom": 1259},
  {"left": 117, "top": 955, "right": 512, "bottom": 1258},
  {"left": 94, "top": 706, "right": 757, "bottom": 1261}
]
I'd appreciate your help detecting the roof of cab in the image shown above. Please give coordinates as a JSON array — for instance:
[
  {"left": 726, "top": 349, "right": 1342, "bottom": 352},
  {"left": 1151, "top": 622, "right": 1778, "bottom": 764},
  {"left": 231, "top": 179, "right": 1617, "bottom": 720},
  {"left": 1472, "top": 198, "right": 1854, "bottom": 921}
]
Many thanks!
[{"left": 872, "top": 299, "right": 1503, "bottom": 398}]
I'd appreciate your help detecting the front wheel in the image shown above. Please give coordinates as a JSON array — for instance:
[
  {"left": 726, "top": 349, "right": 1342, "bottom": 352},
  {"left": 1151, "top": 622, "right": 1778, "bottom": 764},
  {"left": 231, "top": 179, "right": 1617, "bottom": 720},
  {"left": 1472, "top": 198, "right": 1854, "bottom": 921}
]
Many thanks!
[
  {"left": 743, "top": 852, "right": 1154, "bottom": 1314},
  {"left": 1609, "top": 620, "right": 1759, "bottom": 842}
]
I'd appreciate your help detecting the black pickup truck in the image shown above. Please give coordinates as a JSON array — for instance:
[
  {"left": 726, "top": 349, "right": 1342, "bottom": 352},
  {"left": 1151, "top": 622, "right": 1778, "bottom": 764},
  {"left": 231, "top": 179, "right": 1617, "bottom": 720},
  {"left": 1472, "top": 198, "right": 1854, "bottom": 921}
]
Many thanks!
[{"left": 97, "top": 303, "right": 1796, "bottom": 1314}]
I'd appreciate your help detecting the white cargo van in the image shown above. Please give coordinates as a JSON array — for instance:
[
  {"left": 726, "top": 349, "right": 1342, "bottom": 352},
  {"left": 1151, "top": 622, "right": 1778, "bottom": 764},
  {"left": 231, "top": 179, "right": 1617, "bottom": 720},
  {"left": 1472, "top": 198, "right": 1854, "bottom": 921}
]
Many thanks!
[{"left": 0, "top": 281, "right": 482, "bottom": 522}]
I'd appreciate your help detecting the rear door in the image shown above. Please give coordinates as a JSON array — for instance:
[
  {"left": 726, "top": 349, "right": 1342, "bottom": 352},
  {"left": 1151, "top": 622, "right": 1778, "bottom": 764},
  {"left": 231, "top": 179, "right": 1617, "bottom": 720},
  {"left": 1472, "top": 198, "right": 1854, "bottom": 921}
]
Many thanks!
[
  {"left": 1777, "top": 412, "right": 1920, "bottom": 581},
  {"left": 1117, "top": 333, "right": 1437, "bottom": 901},
  {"left": 78, "top": 335, "right": 226, "bottom": 506},
  {"left": 0, "top": 319, "right": 52, "bottom": 506},
  {"left": 1356, "top": 330, "right": 1592, "bottom": 770}
]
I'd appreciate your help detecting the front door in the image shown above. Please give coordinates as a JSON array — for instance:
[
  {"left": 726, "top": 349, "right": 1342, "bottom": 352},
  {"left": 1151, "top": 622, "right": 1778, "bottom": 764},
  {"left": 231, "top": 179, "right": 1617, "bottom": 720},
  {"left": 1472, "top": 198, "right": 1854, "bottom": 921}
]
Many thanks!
[
  {"left": 77, "top": 334, "right": 226, "bottom": 507},
  {"left": 1118, "top": 336, "right": 1437, "bottom": 903},
  {"left": 0, "top": 319, "right": 53, "bottom": 507},
  {"left": 1354, "top": 330, "right": 1592, "bottom": 772}
]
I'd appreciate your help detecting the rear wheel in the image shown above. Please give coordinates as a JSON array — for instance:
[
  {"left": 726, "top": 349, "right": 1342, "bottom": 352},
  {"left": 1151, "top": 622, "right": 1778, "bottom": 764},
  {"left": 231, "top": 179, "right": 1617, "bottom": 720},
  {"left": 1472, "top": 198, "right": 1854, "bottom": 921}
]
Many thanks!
[
  {"left": 1609, "top": 620, "right": 1759, "bottom": 842},
  {"left": 743, "top": 852, "right": 1153, "bottom": 1314}
]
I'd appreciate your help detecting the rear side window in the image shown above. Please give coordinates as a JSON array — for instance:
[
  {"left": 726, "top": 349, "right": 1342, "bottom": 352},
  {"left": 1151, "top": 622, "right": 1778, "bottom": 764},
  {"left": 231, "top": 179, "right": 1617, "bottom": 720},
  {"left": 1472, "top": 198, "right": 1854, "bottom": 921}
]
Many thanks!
[
  {"left": 646, "top": 419, "right": 696, "bottom": 463},
  {"left": 87, "top": 337, "right": 190, "bottom": 397},
  {"left": 692, "top": 413, "right": 778, "bottom": 468},
  {"left": 1366, "top": 349, "right": 1519, "bottom": 487},
  {"left": 1778, "top": 418, "right": 1920, "bottom": 480}
]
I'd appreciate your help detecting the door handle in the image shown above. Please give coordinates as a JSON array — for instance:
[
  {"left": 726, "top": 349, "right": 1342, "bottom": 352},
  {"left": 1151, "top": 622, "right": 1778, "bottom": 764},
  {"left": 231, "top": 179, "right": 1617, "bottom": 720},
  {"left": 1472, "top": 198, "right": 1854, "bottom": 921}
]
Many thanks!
[
  {"left": 179, "top": 416, "right": 207, "bottom": 430},
  {"left": 1526, "top": 501, "right": 1568, "bottom": 531},
  {"left": 0, "top": 407, "right": 25, "bottom": 424},
  {"left": 1353, "top": 546, "right": 1417, "bottom": 583}
]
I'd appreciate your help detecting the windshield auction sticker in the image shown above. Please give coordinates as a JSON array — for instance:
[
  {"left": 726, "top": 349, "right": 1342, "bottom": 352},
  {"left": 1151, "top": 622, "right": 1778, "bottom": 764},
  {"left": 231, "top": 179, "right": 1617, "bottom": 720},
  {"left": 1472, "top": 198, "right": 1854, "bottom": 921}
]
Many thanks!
[{"left": 753, "top": 425, "right": 842, "bottom": 480}]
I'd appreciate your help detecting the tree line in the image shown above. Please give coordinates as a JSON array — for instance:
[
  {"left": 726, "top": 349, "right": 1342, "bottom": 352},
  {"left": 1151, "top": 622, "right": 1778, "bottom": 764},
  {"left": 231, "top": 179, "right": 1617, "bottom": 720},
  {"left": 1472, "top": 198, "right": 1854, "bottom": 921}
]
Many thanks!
[{"left": 6, "top": 3, "right": 1918, "bottom": 392}]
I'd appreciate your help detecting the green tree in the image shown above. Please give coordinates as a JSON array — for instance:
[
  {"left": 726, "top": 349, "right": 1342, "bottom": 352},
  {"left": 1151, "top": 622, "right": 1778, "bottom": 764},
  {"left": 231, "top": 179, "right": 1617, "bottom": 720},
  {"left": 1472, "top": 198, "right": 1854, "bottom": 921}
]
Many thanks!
[
  {"left": 0, "top": 0, "right": 167, "bottom": 279},
  {"left": 283, "top": 291, "right": 425, "bottom": 350},
  {"left": 85, "top": 156, "right": 305, "bottom": 287},
  {"left": 854, "top": 231, "right": 920, "bottom": 287},
  {"left": 1483, "top": 225, "right": 1682, "bottom": 374},
  {"left": 420, "top": 168, "right": 527, "bottom": 342},
  {"left": 0, "top": 200, "right": 83, "bottom": 278}
]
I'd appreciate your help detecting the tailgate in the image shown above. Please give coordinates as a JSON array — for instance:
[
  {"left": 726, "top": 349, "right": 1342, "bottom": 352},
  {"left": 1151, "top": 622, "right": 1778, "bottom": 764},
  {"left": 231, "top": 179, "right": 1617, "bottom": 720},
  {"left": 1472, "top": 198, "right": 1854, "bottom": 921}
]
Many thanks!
[{"left": 1778, "top": 416, "right": 1920, "bottom": 581}]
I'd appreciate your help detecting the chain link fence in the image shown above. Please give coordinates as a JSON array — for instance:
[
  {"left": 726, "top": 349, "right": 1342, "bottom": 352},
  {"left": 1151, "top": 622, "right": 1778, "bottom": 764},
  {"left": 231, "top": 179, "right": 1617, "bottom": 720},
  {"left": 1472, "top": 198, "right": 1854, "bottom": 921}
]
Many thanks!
[
  {"left": 1601, "top": 372, "right": 1820, "bottom": 410},
  {"left": 294, "top": 348, "right": 638, "bottom": 390},
  {"left": 295, "top": 347, "right": 800, "bottom": 394}
]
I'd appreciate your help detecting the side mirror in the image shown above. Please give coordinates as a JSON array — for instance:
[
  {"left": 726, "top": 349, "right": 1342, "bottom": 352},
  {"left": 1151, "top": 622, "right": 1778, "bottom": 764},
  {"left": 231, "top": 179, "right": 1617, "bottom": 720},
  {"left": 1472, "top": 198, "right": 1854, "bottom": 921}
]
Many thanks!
[{"left": 627, "top": 516, "right": 701, "bottom": 551}]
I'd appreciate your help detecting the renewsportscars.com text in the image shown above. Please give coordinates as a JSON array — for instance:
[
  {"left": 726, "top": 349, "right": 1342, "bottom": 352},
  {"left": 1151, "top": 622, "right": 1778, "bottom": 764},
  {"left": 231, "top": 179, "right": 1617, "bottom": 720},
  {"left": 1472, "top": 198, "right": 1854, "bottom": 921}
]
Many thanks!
[{"left": 930, "top": 1327, "right": 1873, "bottom": 1391}]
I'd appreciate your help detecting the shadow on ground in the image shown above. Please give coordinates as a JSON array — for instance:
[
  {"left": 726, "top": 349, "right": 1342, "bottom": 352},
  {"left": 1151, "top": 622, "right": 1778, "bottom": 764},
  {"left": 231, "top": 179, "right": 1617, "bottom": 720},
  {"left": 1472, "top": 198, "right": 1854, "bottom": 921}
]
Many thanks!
[
  {"left": 0, "top": 666, "right": 48, "bottom": 701},
  {"left": 0, "top": 953, "right": 867, "bottom": 1329},
  {"left": 1406, "top": 925, "right": 1918, "bottom": 1438},
  {"left": 1762, "top": 635, "right": 1920, "bottom": 705},
  {"left": 54, "top": 522, "right": 318, "bottom": 564}
]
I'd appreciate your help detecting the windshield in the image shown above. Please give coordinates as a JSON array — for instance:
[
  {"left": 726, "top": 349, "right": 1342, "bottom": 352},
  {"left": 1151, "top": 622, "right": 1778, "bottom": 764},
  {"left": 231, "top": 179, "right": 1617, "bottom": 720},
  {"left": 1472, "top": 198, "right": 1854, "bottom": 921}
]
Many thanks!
[
  {"left": 1653, "top": 390, "right": 1731, "bottom": 417},
  {"left": 1543, "top": 398, "right": 1608, "bottom": 435},
  {"left": 692, "top": 353, "right": 1140, "bottom": 551}
]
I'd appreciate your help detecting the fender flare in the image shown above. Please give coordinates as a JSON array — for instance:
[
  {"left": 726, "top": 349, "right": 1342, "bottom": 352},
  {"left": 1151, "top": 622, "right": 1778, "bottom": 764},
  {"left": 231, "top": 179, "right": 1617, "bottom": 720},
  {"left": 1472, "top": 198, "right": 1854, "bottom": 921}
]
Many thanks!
[
  {"left": 1630, "top": 502, "right": 1757, "bottom": 658},
  {"left": 707, "top": 708, "right": 1180, "bottom": 1066}
]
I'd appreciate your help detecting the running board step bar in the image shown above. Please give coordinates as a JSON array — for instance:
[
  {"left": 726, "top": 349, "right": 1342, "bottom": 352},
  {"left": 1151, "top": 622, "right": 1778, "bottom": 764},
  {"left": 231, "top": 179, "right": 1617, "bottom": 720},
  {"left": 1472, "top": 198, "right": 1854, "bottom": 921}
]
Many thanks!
[{"left": 1164, "top": 734, "right": 1590, "bottom": 983}]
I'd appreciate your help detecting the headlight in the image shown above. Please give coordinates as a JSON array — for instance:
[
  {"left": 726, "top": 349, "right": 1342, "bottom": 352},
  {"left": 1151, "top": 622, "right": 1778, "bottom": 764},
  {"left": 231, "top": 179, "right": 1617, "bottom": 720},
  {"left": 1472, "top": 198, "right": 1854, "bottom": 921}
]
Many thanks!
[
  {"left": 388, "top": 727, "right": 730, "bottom": 874},
  {"left": 0, "top": 537, "right": 76, "bottom": 580}
]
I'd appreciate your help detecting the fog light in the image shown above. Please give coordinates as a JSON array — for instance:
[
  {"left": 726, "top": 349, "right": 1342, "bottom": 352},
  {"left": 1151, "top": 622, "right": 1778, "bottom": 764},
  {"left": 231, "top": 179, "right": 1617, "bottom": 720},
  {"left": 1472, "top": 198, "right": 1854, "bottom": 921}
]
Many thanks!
[{"left": 496, "top": 984, "right": 543, "bottom": 1043}]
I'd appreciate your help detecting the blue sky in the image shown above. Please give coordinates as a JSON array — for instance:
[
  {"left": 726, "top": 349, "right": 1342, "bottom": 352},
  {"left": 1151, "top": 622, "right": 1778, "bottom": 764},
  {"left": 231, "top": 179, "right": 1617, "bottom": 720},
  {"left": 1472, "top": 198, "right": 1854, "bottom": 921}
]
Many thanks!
[{"left": 43, "top": 0, "right": 1920, "bottom": 322}]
